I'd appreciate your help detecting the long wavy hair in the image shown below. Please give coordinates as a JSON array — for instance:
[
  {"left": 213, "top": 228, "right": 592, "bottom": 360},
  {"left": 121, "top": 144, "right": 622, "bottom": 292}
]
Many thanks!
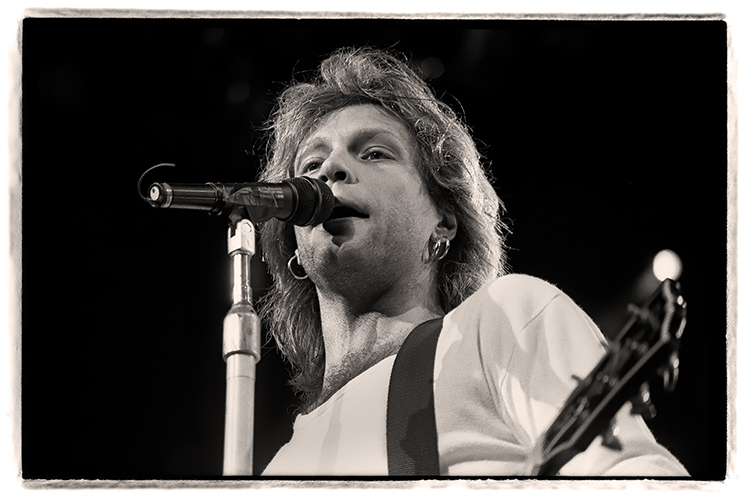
[{"left": 256, "top": 47, "right": 509, "bottom": 410}]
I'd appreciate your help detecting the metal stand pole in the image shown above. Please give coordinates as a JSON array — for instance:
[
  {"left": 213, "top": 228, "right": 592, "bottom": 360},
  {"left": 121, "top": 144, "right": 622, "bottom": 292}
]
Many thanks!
[{"left": 222, "top": 217, "right": 261, "bottom": 475}]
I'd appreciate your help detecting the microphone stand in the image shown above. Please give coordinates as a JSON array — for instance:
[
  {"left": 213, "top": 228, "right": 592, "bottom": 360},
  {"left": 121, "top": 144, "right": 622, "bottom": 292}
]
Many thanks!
[
  {"left": 139, "top": 166, "right": 330, "bottom": 475},
  {"left": 221, "top": 208, "right": 261, "bottom": 476}
]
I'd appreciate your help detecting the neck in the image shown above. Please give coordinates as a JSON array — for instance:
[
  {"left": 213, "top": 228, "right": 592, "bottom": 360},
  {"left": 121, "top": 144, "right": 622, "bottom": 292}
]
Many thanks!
[{"left": 310, "top": 284, "right": 442, "bottom": 411}]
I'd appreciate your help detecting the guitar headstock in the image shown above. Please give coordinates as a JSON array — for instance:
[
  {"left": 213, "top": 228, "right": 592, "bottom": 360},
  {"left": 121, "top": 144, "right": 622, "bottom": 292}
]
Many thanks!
[
  {"left": 530, "top": 279, "right": 687, "bottom": 476},
  {"left": 622, "top": 279, "right": 687, "bottom": 416}
]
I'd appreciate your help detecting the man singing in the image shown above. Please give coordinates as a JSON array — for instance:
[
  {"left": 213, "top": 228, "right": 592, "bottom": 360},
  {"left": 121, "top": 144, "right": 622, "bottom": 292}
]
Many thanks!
[{"left": 255, "top": 47, "right": 687, "bottom": 476}]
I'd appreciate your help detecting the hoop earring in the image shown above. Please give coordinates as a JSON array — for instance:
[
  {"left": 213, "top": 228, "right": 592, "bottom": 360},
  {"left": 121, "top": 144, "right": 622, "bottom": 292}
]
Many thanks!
[
  {"left": 287, "top": 249, "right": 309, "bottom": 280},
  {"left": 422, "top": 236, "right": 450, "bottom": 265}
]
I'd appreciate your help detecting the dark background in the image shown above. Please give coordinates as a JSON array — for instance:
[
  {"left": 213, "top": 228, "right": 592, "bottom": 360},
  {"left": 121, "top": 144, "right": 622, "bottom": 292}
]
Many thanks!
[{"left": 20, "top": 18, "right": 727, "bottom": 480}]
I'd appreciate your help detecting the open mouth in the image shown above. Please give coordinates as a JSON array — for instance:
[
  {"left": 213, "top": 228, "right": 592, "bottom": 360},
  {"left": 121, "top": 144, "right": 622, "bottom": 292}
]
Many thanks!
[
  {"left": 326, "top": 205, "right": 369, "bottom": 221},
  {"left": 322, "top": 204, "right": 369, "bottom": 238}
]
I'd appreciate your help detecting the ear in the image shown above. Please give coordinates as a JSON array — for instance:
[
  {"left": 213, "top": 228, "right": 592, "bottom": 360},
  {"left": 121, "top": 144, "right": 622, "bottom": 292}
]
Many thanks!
[{"left": 434, "top": 207, "right": 458, "bottom": 241}]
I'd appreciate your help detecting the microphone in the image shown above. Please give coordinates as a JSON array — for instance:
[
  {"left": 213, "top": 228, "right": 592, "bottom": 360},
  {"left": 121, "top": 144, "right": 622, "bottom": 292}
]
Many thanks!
[{"left": 146, "top": 176, "right": 335, "bottom": 227}]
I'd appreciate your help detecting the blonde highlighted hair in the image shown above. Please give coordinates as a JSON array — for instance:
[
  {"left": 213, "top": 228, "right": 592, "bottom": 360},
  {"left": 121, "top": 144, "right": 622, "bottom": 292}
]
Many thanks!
[{"left": 257, "top": 47, "right": 508, "bottom": 410}]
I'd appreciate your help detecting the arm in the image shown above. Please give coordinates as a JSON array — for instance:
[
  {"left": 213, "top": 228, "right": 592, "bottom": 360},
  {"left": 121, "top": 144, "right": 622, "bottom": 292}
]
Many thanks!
[{"left": 483, "top": 277, "right": 688, "bottom": 476}]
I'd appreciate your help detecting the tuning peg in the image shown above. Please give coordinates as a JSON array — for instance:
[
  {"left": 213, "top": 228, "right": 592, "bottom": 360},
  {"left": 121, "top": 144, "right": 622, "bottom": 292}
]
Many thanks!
[
  {"left": 658, "top": 352, "right": 680, "bottom": 392},
  {"left": 630, "top": 382, "right": 657, "bottom": 420},
  {"left": 626, "top": 303, "right": 649, "bottom": 323},
  {"left": 601, "top": 420, "right": 623, "bottom": 451}
]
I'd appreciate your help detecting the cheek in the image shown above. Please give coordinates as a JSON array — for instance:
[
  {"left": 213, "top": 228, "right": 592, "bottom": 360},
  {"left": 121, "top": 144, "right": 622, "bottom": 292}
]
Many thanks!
[
  {"left": 404, "top": 184, "right": 441, "bottom": 225},
  {"left": 388, "top": 168, "right": 435, "bottom": 211},
  {"left": 387, "top": 192, "right": 440, "bottom": 246},
  {"left": 292, "top": 226, "right": 308, "bottom": 251}
]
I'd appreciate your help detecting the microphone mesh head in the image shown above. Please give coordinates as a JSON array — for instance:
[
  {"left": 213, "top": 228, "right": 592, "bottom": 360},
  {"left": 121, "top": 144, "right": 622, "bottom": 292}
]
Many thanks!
[{"left": 286, "top": 177, "right": 334, "bottom": 226}]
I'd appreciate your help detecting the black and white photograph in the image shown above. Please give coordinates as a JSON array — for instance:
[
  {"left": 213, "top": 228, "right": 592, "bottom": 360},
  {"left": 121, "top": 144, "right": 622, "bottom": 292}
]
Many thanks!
[{"left": 15, "top": 12, "right": 729, "bottom": 486}]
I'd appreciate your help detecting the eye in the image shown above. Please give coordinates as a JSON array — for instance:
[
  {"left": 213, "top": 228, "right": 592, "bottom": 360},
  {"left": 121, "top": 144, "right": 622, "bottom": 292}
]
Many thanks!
[
  {"left": 362, "top": 149, "right": 391, "bottom": 161},
  {"left": 300, "top": 160, "right": 322, "bottom": 174}
]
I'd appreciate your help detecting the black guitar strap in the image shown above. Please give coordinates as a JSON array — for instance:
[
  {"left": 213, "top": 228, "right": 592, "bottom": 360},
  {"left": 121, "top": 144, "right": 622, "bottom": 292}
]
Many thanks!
[{"left": 386, "top": 316, "right": 444, "bottom": 476}]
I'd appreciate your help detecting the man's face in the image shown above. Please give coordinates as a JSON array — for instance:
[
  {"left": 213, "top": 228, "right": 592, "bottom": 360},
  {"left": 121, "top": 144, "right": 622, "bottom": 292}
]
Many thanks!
[{"left": 292, "top": 104, "right": 441, "bottom": 296}]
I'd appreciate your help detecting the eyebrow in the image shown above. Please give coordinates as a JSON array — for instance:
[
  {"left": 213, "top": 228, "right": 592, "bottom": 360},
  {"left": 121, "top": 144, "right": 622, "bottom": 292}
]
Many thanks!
[
  {"left": 296, "top": 127, "right": 412, "bottom": 164},
  {"left": 350, "top": 128, "right": 410, "bottom": 146}
]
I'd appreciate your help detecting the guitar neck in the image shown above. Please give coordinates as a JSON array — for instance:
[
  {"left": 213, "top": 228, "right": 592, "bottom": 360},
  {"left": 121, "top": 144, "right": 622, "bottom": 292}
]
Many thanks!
[{"left": 531, "top": 279, "right": 686, "bottom": 476}]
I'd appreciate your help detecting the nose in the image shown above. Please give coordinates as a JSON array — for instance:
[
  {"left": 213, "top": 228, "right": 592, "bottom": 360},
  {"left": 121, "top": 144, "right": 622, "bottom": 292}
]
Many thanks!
[{"left": 317, "top": 150, "right": 353, "bottom": 184}]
